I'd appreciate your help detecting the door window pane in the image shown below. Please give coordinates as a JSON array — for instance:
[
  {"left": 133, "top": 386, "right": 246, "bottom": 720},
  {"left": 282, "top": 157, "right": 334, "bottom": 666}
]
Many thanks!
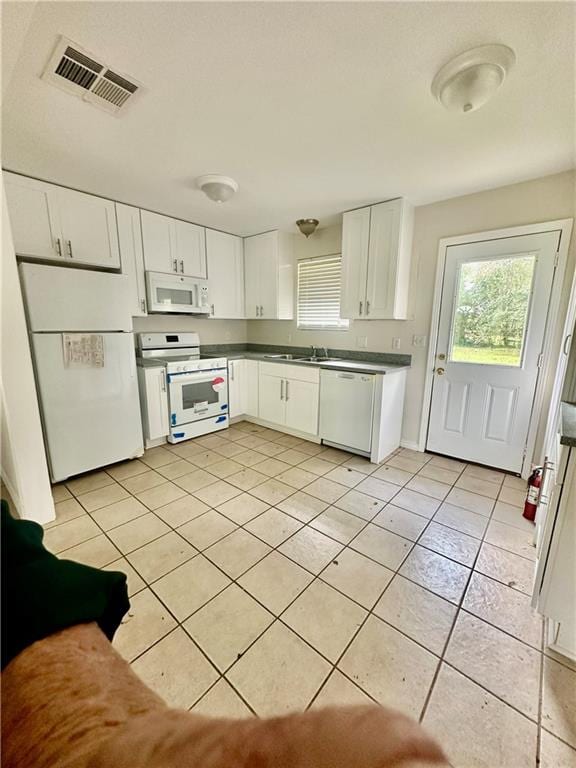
[{"left": 449, "top": 255, "right": 536, "bottom": 366}]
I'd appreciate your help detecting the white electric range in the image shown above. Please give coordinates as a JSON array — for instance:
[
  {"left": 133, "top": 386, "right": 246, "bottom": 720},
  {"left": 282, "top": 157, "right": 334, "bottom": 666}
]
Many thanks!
[{"left": 137, "top": 332, "right": 228, "bottom": 443}]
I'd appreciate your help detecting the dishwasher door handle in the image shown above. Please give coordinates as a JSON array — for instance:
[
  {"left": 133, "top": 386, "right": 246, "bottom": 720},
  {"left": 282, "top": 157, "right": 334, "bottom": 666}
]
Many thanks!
[{"left": 336, "top": 373, "right": 356, "bottom": 379}]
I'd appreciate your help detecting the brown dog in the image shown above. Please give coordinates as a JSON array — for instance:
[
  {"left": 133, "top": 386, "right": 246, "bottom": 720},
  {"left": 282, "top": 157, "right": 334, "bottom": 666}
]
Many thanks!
[{"left": 2, "top": 623, "right": 448, "bottom": 768}]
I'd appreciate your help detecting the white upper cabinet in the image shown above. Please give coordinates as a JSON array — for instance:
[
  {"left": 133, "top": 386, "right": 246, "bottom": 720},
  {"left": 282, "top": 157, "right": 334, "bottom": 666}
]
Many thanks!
[
  {"left": 340, "top": 207, "right": 370, "bottom": 320},
  {"left": 244, "top": 230, "right": 294, "bottom": 319},
  {"left": 206, "top": 229, "right": 245, "bottom": 318},
  {"left": 140, "top": 210, "right": 172, "bottom": 272},
  {"left": 174, "top": 219, "right": 207, "bottom": 278},
  {"left": 57, "top": 187, "right": 120, "bottom": 268},
  {"left": 140, "top": 210, "right": 207, "bottom": 278},
  {"left": 340, "top": 198, "right": 413, "bottom": 320},
  {"left": 4, "top": 172, "right": 120, "bottom": 268},
  {"left": 4, "top": 173, "right": 61, "bottom": 260},
  {"left": 117, "top": 203, "right": 147, "bottom": 316}
]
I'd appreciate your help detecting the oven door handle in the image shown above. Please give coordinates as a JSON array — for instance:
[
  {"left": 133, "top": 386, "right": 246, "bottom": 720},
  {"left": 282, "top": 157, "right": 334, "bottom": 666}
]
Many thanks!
[{"left": 168, "top": 371, "right": 226, "bottom": 385}]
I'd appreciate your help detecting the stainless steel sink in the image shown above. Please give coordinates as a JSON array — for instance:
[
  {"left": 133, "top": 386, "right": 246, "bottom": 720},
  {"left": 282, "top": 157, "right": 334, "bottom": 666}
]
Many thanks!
[{"left": 294, "top": 356, "right": 342, "bottom": 363}]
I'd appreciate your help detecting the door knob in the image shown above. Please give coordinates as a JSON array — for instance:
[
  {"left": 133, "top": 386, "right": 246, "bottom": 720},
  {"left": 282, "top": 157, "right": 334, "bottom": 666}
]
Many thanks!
[{"left": 436, "top": 367, "right": 445, "bottom": 376}]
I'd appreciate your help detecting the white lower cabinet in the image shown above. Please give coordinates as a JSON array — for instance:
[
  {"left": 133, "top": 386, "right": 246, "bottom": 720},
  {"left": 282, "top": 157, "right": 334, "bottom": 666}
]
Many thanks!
[
  {"left": 259, "top": 373, "right": 285, "bottom": 424},
  {"left": 228, "top": 359, "right": 259, "bottom": 419},
  {"left": 285, "top": 378, "right": 319, "bottom": 434},
  {"left": 257, "top": 362, "right": 319, "bottom": 436},
  {"left": 228, "top": 360, "right": 245, "bottom": 418},
  {"left": 137, "top": 366, "right": 169, "bottom": 447}
]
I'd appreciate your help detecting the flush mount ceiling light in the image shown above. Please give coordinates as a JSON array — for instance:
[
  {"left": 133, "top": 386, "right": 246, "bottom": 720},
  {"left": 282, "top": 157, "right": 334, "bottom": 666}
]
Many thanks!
[
  {"left": 431, "top": 44, "right": 516, "bottom": 113},
  {"left": 196, "top": 175, "right": 238, "bottom": 203},
  {"left": 296, "top": 218, "right": 319, "bottom": 238}
]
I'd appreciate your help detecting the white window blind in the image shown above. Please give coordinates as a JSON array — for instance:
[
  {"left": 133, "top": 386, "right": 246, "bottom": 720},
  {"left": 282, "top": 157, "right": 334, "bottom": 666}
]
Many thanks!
[{"left": 297, "top": 254, "right": 349, "bottom": 330}]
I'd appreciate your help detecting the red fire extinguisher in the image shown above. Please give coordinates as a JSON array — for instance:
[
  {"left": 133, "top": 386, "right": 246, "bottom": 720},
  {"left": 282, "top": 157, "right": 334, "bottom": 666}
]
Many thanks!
[{"left": 523, "top": 467, "right": 542, "bottom": 522}]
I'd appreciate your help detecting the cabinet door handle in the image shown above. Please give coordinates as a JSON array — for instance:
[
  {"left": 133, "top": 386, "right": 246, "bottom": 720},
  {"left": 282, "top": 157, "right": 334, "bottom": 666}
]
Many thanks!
[
  {"left": 160, "top": 370, "right": 167, "bottom": 392},
  {"left": 211, "top": 304, "right": 215, "bottom": 316},
  {"left": 285, "top": 380, "right": 289, "bottom": 400},
  {"left": 563, "top": 334, "right": 572, "bottom": 355},
  {"left": 230, "top": 362, "right": 235, "bottom": 381},
  {"left": 180, "top": 260, "right": 184, "bottom": 273},
  {"left": 359, "top": 301, "right": 363, "bottom": 315},
  {"left": 55, "top": 238, "right": 62, "bottom": 257},
  {"left": 67, "top": 240, "right": 73, "bottom": 258},
  {"left": 140, "top": 298, "right": 146, "bottom": 313},
  {"left": 366, "top": 300, "right": 370, "bottom": 315},
  {"left": 260, "top": 305, "right": 264, "bottom": 316},
  {"left": 173, "top": 259, "right": 178, "bottom": 272},
  {"left": 256, "top": 305, "right": 260, "bottom": 317},
  {"left": 280, "top": 380, "right": 285, "bottom": 400}
]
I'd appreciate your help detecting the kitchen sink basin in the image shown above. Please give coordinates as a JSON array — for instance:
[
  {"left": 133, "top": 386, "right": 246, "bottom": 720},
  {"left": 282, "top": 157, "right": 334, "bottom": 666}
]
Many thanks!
[
  {"left": 294, "top": 356, "right": 342, "bottom": 363},
  {"left": 264, "top": 354, "right": 298, "bottom": 360}
]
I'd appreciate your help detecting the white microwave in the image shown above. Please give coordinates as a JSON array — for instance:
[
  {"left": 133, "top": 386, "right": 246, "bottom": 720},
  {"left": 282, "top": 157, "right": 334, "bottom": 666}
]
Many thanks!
[{"left": 145, "top": 271, "right": 210, "bottom": 314}]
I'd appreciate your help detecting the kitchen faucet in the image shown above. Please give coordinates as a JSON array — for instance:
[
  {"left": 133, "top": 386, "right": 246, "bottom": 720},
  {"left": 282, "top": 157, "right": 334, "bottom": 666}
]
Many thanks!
[{"left": 310, "top": 345, "right": 329, "bottom": 359}]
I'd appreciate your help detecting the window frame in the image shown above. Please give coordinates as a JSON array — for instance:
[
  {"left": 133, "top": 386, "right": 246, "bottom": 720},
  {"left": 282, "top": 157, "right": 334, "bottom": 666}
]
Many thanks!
[{"left": 296, "top": 253, "right": 350, "bottom": 331}]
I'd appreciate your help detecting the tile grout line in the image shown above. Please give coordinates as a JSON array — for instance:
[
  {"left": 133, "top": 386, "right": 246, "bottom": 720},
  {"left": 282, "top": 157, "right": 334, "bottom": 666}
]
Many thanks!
[{"left": 49, "top": 426, "right": 544, "bottom": 723}]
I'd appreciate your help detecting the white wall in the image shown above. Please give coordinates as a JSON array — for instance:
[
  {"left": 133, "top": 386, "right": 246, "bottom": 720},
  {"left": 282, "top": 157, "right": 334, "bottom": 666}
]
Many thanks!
[
  {"left": 1, "top": 189, "right": 54, "bottom": 522},
  {"left": 133, "top": 316, "right": 248, "bottom": 345},
  {"left": 248, "top": 170, "right": 576, "bottom": 453}
]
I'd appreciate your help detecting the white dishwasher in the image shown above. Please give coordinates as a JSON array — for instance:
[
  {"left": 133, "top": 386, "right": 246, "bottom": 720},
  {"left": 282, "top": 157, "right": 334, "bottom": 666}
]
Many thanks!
[{"left": 319, "top": 369, "right": 375, "bottom": 455}]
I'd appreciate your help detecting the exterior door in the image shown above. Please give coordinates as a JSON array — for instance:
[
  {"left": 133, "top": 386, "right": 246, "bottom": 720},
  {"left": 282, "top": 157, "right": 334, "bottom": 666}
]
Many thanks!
[{"left": 427, "top": 231, "right": 560, "bottom": 472}]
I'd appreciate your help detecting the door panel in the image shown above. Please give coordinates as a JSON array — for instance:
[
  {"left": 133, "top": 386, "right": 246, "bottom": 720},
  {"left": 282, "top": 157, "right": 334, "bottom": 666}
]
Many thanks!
[
  {"left": 365, "top": 200, "right": 401, "bottom": 319},
  {"left": 427, "top": 231, "right": 560, "bottom": 472},
  {"left": 141, "top": 210, "right": 173, "bottom": 272},
  {"left": 4, "top": 174, "right": 62, "bottom": 260},
  {"left": 285, "top": 379, "right": 319, "bottom": 435},
  {"left": 244, "top": 234, "right": 261, "bottom": 318},
  {"left": 175, "top": 220, "right": 207, "bottom": 278},
  {"left": 57, "top": 188, "right": 120, "bottom": 268},
  {"left": 340, "top": 207, "right": 370, "bottom": 319},
  {"left": 206, "top": 230, "right": 245, "bottom": 318},
  {"left": 32, "top": 333, "right": 142, "bottom": 481},
  {"left": 117, "top": 203, "right": 147, "bottom": 316},
  {"left": 258, "top": 373, "right": 284, "bottom": 424}
]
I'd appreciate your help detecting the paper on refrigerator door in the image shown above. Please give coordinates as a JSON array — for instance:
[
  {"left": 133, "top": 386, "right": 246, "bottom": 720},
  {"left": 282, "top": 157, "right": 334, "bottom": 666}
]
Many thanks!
[{"left": 62, "top": 334, "right": 105, "bottom": 368}]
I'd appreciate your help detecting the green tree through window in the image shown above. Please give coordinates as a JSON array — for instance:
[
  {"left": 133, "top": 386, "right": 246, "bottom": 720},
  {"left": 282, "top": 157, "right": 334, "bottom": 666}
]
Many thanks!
[{"left": 450, "top": 255, "right": 535, "bottom": 366}]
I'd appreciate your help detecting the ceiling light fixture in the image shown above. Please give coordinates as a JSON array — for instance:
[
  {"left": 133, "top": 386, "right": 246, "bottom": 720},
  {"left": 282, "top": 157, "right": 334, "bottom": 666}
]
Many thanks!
[
  {"left": 296, "top": 218, "right": 319, "bottom": 238},
  {"left": 431, "top": 44, "right": 516, "bottom": 113},
  {"left": 196, "top": 174, "right": 238, "bottom": 203}
]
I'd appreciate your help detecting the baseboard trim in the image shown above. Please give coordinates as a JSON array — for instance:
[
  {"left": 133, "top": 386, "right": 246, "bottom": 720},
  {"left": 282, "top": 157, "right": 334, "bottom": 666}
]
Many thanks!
[{"left": 400, "top": 439, "right": 423, "bottom": 452}]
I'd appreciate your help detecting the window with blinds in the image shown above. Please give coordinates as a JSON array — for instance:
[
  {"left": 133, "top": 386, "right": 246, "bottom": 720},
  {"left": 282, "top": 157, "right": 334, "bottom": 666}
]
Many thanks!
[{"left": 297, "top": 254, "right": 350, "bottom": 330}]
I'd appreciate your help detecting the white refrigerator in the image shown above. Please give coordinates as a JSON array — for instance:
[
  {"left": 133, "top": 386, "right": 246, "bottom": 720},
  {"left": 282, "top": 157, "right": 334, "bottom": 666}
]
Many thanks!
[{"left": 20, "top": 263, "right": 144, "bottom": 482}]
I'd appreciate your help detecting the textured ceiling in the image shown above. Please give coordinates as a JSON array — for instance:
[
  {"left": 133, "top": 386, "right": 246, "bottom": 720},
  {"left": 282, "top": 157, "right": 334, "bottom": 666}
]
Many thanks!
[{"left": 2, "top": 1, "right": 575, "bottom": 235}]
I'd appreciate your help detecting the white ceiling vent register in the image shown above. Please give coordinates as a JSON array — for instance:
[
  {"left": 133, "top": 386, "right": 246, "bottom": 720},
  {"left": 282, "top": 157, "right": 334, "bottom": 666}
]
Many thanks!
[{"left": 42, "top": 37, "right": 142, "bottom": 115}]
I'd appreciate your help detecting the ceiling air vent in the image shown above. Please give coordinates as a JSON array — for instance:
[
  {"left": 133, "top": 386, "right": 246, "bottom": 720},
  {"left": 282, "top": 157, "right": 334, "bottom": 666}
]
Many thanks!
[{"left": 42, "top": 36, "right": 142, "bottom": 115}]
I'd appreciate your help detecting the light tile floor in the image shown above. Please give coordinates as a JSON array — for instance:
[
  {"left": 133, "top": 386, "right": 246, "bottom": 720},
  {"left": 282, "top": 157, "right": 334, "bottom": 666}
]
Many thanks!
[{"left": 45, "top": 422, "right": 576, "bottom": 768}]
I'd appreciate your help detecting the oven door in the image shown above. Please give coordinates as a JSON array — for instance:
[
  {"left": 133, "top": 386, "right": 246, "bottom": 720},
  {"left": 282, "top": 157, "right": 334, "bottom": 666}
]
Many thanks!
[{"left": 168, "top": 369, "right": 228, "bottom": 426}]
